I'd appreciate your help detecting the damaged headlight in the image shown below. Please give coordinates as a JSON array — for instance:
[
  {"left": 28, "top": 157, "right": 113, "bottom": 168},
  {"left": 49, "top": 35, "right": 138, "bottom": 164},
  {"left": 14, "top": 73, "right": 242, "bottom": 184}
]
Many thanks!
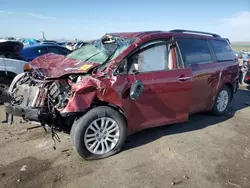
[
  {"left": 56, "top": 92, "right": 69, "bottom": 108},
  {"left": 49, "top": 81, "right": 71, "bottom": 108}
]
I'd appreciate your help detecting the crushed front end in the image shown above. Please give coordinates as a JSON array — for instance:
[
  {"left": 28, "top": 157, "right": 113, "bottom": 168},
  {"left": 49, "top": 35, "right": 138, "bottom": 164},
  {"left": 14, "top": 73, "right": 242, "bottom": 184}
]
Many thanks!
[{"left": 4, "top": 70, "right": 75, "bottom": 132}]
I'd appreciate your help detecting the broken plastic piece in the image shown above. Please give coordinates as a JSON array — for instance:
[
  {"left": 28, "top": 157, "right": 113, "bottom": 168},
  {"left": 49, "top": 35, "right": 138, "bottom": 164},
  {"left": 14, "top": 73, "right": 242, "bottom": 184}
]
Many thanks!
[
  {"left": 20, "top": 165, "right": 27, "bottom": 172},
  {"left": 7, "top": 113, "right": 13, "bottom": 125},
  {"left": 51, "top": 127, "right": 61, "bottom": 150}
]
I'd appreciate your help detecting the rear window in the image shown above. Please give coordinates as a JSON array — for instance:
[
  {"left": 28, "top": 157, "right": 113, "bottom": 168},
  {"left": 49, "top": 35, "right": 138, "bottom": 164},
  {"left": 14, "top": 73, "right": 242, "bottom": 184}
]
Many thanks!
[
  {"left": 178, "top": 38, "right": 213, "bottom": 67},
  {"left": 48, "top": 47, "right": 70, "bottom": 55},
  {"left": 210, "top": 40, "right": 235, "bottom": 62}
]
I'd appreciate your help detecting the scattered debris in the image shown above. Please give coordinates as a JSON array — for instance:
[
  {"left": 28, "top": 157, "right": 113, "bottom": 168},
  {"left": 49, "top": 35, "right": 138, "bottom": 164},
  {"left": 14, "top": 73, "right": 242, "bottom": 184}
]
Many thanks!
[
  {"left": 27, "top": 125, "right": 42, "bottom": 130},
  {"left": 183, "top": 175, "right": 190, "bottom": 179},
  {"left": 62, "top": 149, "right": 72, "bottom": 157},
  {"left": 20, "top": 165, "right": 27, "bottom": 172},
  {"left": 20, "top": 119, "right": 28, "bottom": 124},
  {"left": 171, "top": 175, "right": 190, "bottom": 186},
  {"left": 227, "top": 180, "right": 242, "bottom": 188},
  {"left": 52, "top": 128, "right": 61, "bottom": 150},
  {"left": 66, "top": 151, "right": 71, "bottom": 157},
  {"left": 62, "top": 149, "right": 70, "bottom": 153},
  {"left": 8, "top": 114, "right": 14, "bottom": 125},
  {"left": 0, "top": 173, "right": 6, "bottom": 178}
]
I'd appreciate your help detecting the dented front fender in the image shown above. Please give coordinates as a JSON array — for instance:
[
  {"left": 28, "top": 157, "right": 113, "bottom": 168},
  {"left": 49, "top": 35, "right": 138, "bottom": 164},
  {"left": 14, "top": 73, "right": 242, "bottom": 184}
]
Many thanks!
[
  {"left": 59, "top": 76, "right": 99, "bottom": 113},
  {"left": 59, "top": 73, "right": 130, "bottom": 116}
]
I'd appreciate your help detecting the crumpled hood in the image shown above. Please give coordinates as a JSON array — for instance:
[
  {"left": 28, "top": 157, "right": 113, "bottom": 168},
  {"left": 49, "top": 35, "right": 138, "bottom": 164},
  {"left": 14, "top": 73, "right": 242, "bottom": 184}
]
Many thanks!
[{"left": 30, "top": 53, "right": 100, "bottom": 78}]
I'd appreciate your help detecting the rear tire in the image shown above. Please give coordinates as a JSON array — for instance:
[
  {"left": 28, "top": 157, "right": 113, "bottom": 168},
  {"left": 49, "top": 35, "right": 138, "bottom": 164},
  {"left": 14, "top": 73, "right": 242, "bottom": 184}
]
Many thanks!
[
  {"left": 71, "top": 106, "right": 127, "bottom": 160},
  {"left": 212, "top": 85, "right": 232, "bottom": 116}
]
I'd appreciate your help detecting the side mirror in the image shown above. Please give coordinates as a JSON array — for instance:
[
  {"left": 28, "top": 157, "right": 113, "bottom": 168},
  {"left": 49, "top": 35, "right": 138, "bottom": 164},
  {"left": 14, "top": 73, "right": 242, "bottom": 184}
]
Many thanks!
[{"left": 130, "top": 80, "right": 144, "bottom": 100}]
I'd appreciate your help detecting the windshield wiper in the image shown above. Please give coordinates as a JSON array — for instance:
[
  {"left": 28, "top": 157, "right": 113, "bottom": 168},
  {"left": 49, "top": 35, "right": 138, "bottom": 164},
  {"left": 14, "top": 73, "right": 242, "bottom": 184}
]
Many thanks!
[
  {"left": 98, "top": 47, "right": 118, "bottom": 72},
  {"left": 84, "top": 52, "right": 102, "bottom": 62}
]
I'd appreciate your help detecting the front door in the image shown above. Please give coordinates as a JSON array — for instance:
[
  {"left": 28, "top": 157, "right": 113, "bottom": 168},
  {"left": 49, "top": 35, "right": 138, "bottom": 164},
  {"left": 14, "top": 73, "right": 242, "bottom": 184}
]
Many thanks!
[{"left": 125, "top": 41, "right": 192, "bottom": 132}]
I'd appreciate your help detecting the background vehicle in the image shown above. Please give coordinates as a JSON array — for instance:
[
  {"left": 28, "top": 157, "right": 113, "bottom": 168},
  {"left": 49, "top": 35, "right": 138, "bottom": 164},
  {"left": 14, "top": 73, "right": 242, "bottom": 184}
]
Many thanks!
[
  {"left": 21, "top": 44, "right": 71, "bottom": 61},
  {"left": 242, "top": 56, "right": 250, "bottom": 84},
  {"left": 238, "top": 51, "right": 250, "bottom": 59},
  {"left": 243, "top": 54, "right": 250, "bottom": 64},
  {"left": 40, "top": 40, "right": 59, "bottom": 45},
  {"left": 18, "top": 38, "right": 39, "bottom": 46},
  {"left": 0, "top": 39, "right": 28, "bottom": 102},
  {"left": 5, "top": 30, "right": 239, "bottom": 160}
]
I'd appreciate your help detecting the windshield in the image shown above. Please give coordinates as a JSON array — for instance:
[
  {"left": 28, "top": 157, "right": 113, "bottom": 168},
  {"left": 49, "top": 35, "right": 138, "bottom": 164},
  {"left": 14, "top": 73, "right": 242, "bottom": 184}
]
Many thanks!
[{"left": 67, "top": 35, "right": 135, "bottom": 64}]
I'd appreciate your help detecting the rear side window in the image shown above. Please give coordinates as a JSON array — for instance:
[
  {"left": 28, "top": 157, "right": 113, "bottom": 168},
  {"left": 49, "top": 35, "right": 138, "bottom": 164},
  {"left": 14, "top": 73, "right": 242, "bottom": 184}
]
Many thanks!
[
  {"left": 48, "top": 47, "right": 61, "bottom": 54},
  {"left": 210, "top": 40, "right": 235, "bottom": 62},
  {"left": 178, "top": 38, "right": 213, "bottom": 67},
  {"left": 48, "top": 47, "right": 70, "bottom": 55}
]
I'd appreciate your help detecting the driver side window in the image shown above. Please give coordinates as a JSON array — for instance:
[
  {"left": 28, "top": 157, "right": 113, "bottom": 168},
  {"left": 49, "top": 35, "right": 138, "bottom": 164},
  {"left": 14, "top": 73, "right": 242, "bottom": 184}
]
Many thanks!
[{"left": 129, "top": 44, "right": 173, "bottom": 73}]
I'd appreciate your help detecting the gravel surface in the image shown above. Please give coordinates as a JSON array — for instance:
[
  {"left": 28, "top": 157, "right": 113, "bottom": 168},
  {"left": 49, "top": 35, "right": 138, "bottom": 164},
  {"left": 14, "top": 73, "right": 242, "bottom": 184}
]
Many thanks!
[{"left": 0, "top": 88, "right": 250, "bottom": 188}]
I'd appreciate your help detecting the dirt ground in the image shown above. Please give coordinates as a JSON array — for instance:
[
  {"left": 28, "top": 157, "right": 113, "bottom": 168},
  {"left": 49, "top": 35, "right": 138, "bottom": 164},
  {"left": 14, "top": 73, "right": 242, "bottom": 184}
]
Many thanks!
[{"left": 0, "top": 88, "right": 250, "bottom": 188}]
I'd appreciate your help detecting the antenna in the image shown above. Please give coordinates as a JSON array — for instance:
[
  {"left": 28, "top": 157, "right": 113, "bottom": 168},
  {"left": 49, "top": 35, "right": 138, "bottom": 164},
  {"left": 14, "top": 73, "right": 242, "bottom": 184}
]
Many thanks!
[{"left": 41, "top": 31, "right": 46, "bottom": 40}]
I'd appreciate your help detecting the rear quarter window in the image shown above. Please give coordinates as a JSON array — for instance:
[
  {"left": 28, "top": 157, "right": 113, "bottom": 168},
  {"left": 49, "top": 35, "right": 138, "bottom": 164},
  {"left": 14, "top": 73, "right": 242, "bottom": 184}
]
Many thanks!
[
  {"left": 210, "top": 40, "right": 235, "bottom": 62},
  {"left": 177, "top": 38, "right": 213, "bottom": 67}
]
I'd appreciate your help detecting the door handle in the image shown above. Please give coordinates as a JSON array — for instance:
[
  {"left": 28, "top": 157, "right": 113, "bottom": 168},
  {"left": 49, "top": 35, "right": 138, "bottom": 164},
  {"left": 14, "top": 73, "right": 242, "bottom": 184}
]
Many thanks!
[{"left": 178, "top": 76, "right": 191, "bottom": 81}]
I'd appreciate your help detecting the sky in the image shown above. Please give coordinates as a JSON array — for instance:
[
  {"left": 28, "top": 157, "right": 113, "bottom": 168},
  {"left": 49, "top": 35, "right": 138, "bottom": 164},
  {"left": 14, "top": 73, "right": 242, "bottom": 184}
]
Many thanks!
[{"left": 0, "top": 0, "right": 249, "bottom": 41}]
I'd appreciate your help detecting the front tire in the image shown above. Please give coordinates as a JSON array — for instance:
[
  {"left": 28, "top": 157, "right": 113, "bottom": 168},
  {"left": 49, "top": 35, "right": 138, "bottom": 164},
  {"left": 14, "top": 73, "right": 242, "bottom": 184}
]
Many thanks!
[
  {"left": 71, "top": 106, "right": 127, "bottom": 160},
  {"left": 212, "top": 85, "right": 232, "bottom": 116},
  {"left": 0, "top": 77, "right": 12, "bottom": 104}
]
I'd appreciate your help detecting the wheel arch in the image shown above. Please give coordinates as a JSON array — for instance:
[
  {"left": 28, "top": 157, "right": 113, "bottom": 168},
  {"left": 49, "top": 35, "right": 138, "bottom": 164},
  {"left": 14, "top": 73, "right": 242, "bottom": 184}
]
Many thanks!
[
  {"left": 0, "top": 70, "right": 17, "bottom": 79},
  {"left": 224, "top": 82, "right": 234, "bottom": 99},
  {"left": 91, "top": 100, "right": 128, "bottom": 128}
]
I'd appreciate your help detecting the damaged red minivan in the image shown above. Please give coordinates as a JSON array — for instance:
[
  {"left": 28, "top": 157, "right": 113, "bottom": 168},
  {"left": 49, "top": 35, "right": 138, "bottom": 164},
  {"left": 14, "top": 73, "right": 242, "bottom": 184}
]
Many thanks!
[{"left": 5, "top": 30, "right": 239, "bottom": 160}]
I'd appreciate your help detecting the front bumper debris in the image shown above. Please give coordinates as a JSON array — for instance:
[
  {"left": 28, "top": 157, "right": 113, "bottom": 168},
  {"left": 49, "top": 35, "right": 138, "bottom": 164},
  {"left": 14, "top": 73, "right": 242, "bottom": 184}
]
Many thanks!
[{"left": 5, "top": 103, "right": 51, "bottom": 122}]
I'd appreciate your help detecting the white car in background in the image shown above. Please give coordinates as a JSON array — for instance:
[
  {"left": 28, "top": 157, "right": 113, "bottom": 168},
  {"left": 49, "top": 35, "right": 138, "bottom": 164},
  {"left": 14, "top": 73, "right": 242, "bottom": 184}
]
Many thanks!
[{"left": 0, "top": 39, "right": 28, "bottom": 102}]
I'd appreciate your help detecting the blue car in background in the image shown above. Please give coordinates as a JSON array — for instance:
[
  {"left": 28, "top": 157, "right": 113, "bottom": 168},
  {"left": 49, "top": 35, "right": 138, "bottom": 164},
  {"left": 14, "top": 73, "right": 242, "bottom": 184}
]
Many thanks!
[{"left": 21, "top": 44, "right": 71, "bottom": 61}]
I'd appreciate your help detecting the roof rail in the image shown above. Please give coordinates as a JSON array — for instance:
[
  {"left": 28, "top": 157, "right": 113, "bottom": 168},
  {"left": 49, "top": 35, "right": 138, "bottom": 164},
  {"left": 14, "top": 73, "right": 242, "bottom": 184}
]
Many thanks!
[
  {"left": 225, "top": 38, "right": 231, "bottom": 44},
  {"left": 169, "top": 29, "right": 221, "bottom": 38}
]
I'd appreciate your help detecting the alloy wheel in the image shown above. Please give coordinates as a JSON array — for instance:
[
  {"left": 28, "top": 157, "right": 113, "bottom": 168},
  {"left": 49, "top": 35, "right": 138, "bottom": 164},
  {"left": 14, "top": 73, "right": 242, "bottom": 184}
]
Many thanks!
[
  {"left": 216, "top": 90, "right": 229, "bottom": 112},
  {"left": 84, "top": 117, "right": 120, "bottom": 155}
]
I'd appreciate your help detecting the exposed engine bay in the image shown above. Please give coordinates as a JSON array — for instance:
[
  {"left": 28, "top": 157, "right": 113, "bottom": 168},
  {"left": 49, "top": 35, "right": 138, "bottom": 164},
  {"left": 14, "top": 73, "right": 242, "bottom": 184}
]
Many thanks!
[{"left": 5, "top": 70, "right": 77, "bottom": 127}]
